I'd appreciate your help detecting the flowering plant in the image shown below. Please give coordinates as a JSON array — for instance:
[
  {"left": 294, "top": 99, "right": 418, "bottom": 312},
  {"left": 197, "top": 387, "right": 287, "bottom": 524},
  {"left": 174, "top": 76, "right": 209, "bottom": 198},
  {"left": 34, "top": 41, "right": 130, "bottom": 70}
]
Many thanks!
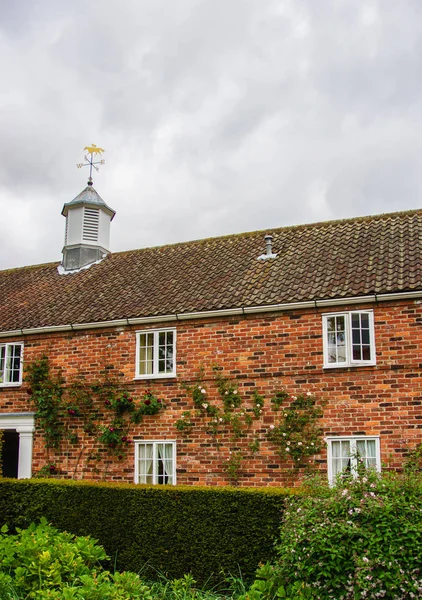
[
  {"left": 222, "top": 450, "right": 243, "bottom": 484},
  {"left": 252, "top": 390, "right": 265, "bottom": 417},
  {"left": 104, "top": 391, "right": 134, "bottom": 415},
  {"left": 66, "top": 404, "right": 81, "bottom": 417},
  {"left": 267, "top": 392, "right": 325, "bottom": 466},
  {"left": 98, "top": 420, "right": 131, "bottom": 456},
  {"left": 191, "top": 385, "right": 208, "bottom": 409},
  {"left": 270, "top": 389, "right": 289, "bottom": 410},
  {"left": 131, "top": 390, "right": 164, "bottom": 424},
  {"left": 175, "top": 411, "right": 195, "bottom": 433},
  {"left": 242, "top": 471, "right": 422, "bottom": 600}
]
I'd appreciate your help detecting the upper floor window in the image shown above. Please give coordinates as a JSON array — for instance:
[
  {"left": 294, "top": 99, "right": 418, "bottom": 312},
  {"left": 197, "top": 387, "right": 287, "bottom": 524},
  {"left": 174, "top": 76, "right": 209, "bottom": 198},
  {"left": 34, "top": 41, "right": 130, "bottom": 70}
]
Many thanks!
[
  {"left": 134, "top": 440, "right": 176, "bottom": 485},
  {"left": 0, "top": 343, "right": 24, "bottom": 386},
  {"left": 135, "top": 329, "right": 176, "bottom": 379},
  {"left": 327, "top": 436, "right": 380, "bottom": 484},
  {"left": 322, "top": 311, "right": 375, "bottom": 368}
]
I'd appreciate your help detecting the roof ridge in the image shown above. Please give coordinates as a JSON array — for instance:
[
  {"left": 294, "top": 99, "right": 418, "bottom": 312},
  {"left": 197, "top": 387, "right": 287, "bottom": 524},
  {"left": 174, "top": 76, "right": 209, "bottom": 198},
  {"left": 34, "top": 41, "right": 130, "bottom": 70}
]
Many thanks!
[
  {"left": 113, "top": 207, "right": 422, "bottom": 257},
  {"left": 1, "top": 207, "right": 421, "bottom": 274}
]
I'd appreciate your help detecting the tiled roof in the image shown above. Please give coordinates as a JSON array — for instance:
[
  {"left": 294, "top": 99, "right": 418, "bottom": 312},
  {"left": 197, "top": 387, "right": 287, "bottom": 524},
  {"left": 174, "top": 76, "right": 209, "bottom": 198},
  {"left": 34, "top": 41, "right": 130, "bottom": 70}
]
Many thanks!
[{"left": 1, "top": 209, "right": 421, "bottom": 332}]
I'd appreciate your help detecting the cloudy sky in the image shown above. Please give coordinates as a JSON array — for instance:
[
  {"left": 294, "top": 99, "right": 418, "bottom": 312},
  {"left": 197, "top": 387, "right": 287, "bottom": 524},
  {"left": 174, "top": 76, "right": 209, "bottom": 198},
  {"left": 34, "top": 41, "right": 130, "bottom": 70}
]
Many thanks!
[{"left": 1, "top": 0, "right": 421, "bottom": 270}]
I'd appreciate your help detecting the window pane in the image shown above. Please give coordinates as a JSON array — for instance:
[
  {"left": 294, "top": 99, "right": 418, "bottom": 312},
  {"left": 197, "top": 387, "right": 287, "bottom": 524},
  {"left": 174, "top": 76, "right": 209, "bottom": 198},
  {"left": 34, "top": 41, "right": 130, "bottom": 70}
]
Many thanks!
[
  {"left": 158, "top": 331, "right": 174, "bottom": 374},
  {"left": 351, "top": 313, "right": 372, "bottom": 362},
  {"left": 326, "top": 316, "right": 346, "bottom": 364},
  {"left": 137, "top": 443, "right": 154, "bottom": 484},
  {"left": 351, "top": 313, "right": 361, "bottom": 328},
  {"left": 139, "top": 333, "right": 154, "bottom": 375},
  {"left": 361, "top": 329, "right": 370, "bottom": 345},
  {"left": 357, "top": 439, "right": 377, "bottom": 469},
  {"left": 0, "top": 346, "right": 4, "bottom": 384},
  {"left": 157, "top": 443, "right": 174, "bottom": 485},
  {"left": 331, "top": 440, "right": 351, "bottom": 478},
  {"left": 360, "top": 313, "right": 369, "bottom": 328},
  {"left": 9, "top": 345, "right": 22, "bottom": 383},
  {"left": 352, "top": 328, "right": 361, "bottom": 345}
]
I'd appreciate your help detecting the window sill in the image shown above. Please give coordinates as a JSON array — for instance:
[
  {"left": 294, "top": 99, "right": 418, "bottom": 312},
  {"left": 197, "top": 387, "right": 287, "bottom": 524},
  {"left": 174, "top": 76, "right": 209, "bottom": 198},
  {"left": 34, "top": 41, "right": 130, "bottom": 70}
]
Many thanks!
[
  {"left": 323, "top": 362, "right": 376, "bottom": 369},
  {"left": 0, "top": 383, "right": 22, "bottom": 388},
  {"left": 134, "top": 374, "right": 177, "bottom": 381}
]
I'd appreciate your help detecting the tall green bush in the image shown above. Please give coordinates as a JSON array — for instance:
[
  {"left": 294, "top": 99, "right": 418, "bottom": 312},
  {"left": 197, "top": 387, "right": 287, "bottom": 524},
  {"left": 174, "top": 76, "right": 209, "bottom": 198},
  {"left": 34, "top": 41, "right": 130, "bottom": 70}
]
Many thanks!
[
  {"left": 240, "top": 471, "right": 422, "bottom": 599},
  {"left": 0, "top": 480, "right": 293, "bottom": 585}
]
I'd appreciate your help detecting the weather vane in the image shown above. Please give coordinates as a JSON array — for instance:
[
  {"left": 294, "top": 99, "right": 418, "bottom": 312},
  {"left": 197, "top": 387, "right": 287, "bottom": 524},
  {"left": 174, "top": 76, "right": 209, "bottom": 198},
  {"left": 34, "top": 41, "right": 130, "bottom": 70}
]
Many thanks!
[{"left": 76, "top": 144, "right": 105, "bottom": 185}]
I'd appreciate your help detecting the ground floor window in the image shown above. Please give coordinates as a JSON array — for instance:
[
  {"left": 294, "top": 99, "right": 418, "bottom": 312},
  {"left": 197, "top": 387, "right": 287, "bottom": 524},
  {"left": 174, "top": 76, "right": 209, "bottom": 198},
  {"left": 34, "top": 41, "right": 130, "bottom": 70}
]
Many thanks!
[
  {"left": 134, "top": 440, "right": 176, "bottom": 485},
  {"left": 326, "top": 436, "right": 380, "bottom": 484}
]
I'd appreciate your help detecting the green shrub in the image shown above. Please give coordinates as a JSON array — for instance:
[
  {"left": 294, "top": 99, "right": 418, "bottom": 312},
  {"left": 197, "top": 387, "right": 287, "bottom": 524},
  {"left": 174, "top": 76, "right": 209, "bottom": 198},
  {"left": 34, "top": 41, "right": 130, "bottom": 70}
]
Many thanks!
[
  {"left": 0, "top": 518, "right": 153, "bottom": 599},
  {"left": 240, "top": 471, "right": 422, "bottom": 599},
  {"left": 0, "top": 480, "right": 294, "bottom": 585}
]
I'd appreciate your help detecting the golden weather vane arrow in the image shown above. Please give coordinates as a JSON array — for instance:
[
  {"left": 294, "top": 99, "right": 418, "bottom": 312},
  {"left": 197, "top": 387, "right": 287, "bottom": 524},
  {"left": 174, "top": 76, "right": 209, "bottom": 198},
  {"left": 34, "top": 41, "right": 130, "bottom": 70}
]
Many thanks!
[{"left": 76, "top": 143, "right": 106, "bottom": 184}]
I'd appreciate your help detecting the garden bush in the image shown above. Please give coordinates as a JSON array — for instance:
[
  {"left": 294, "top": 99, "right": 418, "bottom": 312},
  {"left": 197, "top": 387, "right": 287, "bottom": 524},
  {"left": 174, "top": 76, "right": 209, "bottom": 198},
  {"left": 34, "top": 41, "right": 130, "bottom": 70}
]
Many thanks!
[
  {"left": 240, "top": 470, "right": 422, "bottom": 599},
  {"left": 0, "top": 518, "right": 153, "bottom": 599},
  {"left": 0, "top": 480, "right": 294, "bottom": 585}
]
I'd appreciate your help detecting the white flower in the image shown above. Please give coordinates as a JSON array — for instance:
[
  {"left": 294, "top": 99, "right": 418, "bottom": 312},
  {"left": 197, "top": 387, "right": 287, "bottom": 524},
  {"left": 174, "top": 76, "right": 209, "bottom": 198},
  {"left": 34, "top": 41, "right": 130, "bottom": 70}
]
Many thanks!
[
  {"left": 270, "top": 425, "right": 275, "bottom": 429},
  {"left": 202, "top": 403, "right": 208, "bottom": 409},
  {"left": 282, "top": 433, "right": 286, "bottom": 437},
  {"left": 291, "top": 396, "right": 297, "bottom": 400},
  {"left": 286, "top": 447, "right": 290, "bottom": 452},
  {"left": 256, "top": 403, "right": 261, "bottom": 408},
  {"left": 225, "top": 391, "right": 229, "bottom": 395},
  {"left": 233, "top": 390, "right": 238, "bottom": 395},
  {"left": 306, "top": 391, "right": 312, "bottom": 397},
  {"left": 287, "top": 441, "right": 290, "bottom": 445},
  {"left": 298, "top": 441, "right": 302, "bottom": 446},
  {"left": 200, "top": 388, "right": 206, "bottom": 394},
  {"left": 219, "top": 418, "right": 223, "bottom": 422}
]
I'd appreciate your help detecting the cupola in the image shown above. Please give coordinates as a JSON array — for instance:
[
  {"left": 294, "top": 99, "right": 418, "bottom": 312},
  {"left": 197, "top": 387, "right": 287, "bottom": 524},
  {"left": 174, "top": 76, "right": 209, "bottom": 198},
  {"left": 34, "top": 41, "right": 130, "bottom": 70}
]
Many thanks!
[{"left": 61, "top": 178, "right": 116, "bottom": 271}]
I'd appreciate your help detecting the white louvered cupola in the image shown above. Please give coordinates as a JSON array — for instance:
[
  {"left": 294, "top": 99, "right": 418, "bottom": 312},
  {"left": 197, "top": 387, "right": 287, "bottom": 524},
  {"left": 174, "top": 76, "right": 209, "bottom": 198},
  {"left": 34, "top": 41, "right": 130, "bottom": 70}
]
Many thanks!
[{"left": 61, "top": 181, "right": 116, "bottom": 271}]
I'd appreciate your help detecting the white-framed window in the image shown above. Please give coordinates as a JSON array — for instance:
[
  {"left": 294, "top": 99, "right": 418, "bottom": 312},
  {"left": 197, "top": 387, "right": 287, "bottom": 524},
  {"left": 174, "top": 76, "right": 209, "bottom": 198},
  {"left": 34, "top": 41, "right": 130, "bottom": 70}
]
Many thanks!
[
  {"left": 135, "top": 329, "right": 176, "bottom": 379},
  {"left": 0, "top": 343, "right": 24, "bottom": 386},
  {"left": 322, "top": 311, "right": 376, "bottom": 368},
  {"left": 327, "top": 436, "right": 381, "bottom": 484},
  {"left": 134, "top": 440, "right": 176, "bottom": 485}
]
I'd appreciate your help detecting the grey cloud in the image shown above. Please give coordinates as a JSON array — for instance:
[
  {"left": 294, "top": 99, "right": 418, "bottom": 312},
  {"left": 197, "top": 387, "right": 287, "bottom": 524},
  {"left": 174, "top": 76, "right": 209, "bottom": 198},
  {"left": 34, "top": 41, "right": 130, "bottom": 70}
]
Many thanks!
[{"left": 0, "top": 0, "right": 421, "bottom": 270}]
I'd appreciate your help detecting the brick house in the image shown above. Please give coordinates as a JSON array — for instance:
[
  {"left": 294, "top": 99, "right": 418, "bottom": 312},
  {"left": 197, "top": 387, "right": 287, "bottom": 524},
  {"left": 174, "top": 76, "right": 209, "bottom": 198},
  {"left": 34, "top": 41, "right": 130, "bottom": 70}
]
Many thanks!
[{"left": 0, "top": 180, "right": 421, "bottom": 485}]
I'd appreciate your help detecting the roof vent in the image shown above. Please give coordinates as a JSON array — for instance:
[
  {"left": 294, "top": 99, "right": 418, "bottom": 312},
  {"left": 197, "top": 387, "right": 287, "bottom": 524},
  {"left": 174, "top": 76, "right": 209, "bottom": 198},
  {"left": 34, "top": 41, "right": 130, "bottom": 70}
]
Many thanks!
[{"left": 258, "top": 234, "right": 277, "bottom": 260}]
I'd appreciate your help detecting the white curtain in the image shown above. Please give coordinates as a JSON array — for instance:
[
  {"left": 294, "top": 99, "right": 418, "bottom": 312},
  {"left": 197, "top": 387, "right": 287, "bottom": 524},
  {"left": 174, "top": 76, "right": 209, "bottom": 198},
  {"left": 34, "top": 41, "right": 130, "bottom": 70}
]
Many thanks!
[
  {"left": 157, "top": 443, "right": 173, "bottom": 484},
  {"left": 357, "top": 439, "right": 376, "bottom": 469},
  {"left": 138, "top": 443, "right": 154, "bottom": 484},
  {"left": 331, "top": 440, "right": 351, "bottom": 478}
]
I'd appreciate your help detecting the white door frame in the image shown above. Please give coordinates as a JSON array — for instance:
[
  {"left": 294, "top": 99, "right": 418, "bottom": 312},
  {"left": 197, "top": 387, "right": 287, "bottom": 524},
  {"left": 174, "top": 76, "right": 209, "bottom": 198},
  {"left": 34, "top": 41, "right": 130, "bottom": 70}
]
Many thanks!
[{"left": 0, "top": 413, "right": 35, "bottom": 478}]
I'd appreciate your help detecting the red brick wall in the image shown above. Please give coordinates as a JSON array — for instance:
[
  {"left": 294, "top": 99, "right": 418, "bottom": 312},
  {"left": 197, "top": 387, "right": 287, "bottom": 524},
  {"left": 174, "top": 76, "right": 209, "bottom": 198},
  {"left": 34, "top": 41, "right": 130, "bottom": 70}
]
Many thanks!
[{"left": 1, "top": 298, "right": 421, "bottom": 486}]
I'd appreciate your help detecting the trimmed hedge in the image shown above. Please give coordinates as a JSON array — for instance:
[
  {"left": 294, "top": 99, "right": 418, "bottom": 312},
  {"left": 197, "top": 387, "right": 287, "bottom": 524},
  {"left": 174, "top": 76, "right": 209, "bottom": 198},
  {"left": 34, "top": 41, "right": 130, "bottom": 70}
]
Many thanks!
[{"left": 0, "top": 479, "right": 295, "bottom": 584}]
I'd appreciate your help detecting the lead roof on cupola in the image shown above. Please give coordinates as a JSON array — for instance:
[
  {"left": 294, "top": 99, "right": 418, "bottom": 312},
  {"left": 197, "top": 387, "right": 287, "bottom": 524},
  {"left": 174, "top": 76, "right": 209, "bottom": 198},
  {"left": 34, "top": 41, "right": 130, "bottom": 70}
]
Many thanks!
[{"left": 61, "top": 183, "right": 116, "bottom": 219}]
